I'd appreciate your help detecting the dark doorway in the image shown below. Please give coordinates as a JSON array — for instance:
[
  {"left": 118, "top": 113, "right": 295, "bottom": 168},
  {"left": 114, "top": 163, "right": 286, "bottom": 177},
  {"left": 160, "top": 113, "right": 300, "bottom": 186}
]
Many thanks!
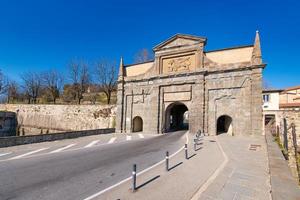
[
  {"left": 264, "top": 114, "right": 275, "bottom": 126},
  {"left": 165, "top": 102, "right": 189, "bottom": 132},
  {"left": 217, "top": 115, "right": 233, "bottom": 135},
  {"left": 133, "top": 116, "right": 143, "bottom": 132}
]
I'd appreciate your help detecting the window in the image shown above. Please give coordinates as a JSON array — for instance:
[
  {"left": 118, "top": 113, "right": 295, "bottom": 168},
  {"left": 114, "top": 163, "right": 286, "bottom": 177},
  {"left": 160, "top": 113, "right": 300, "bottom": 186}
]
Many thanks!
[{"left": 263, "top": 94, "right": 270, "bottom": 103}]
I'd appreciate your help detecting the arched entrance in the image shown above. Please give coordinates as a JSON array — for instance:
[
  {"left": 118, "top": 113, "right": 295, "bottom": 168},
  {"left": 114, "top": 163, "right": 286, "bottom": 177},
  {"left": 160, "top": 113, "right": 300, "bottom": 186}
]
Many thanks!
[
  {"left": 217, "top": 115, "right": 233, "bottom": 135},
  {"left": 165, "top": 102, "right": 189, "bottom": 132},
  {"left": 132, "top": 116, "right": 143, "bottom": 132}
]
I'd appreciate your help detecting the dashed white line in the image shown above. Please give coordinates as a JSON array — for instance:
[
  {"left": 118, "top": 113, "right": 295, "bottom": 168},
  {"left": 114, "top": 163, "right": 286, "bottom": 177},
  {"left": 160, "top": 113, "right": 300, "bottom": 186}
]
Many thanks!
[
  {"left": 108, "top": 137, "right": 117, "bottom": 144},
  {"left": 126, "top": 135, "right": 132, "bottom": 141},
  {"left": 0, "top": 152, "right": 12, "bottom": 157},
  {"left": 10, "top": 148, "right": 49, "bottom": 160},
  {"left": 50, "top": 144, "right": 76, "bottom": 153},
  {"left": 138, "top": 133, "right": 144, "bottom": 138},
  {"left": 84, "top": 140, "right": 100, "bottom": 148}
]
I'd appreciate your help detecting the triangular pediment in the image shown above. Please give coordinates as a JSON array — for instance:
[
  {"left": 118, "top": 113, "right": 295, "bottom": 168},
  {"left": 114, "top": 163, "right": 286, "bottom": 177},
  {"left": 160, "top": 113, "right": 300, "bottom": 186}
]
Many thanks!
[{"left": 153, "top": 34, "right": 206, "bottom": 51}]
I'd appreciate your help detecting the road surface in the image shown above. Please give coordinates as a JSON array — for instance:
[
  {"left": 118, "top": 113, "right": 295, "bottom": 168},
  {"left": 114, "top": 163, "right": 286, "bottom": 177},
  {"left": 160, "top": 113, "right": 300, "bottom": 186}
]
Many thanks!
[{"left": 0, "top": 131, "right": 186, "bottom": 200}]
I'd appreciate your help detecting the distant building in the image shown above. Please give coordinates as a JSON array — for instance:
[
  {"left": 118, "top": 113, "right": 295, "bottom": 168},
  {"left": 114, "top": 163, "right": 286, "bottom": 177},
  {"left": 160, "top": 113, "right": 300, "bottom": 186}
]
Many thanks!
[
  {"left": 280, "top": 86, "right": 300, "bottom": 110},
  {"left": 262, "top": 86, "right": 300, "bottom": 131},
  {"left": 262, "top": 89, "right": 283, "bottom": 128}
]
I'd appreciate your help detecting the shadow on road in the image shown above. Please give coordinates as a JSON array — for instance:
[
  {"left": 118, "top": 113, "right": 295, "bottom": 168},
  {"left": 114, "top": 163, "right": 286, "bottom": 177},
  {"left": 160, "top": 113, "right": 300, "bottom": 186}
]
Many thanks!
[
  {"left": 188, "top": 153, "right": 196, "bottom": 160},
  {"left": 136, "top": 175, "right": 160, "bottom": 190},
  {"left": 169, "top": 161, "right": 183, "bottom": 171},
  {"left": 195, "top": 146, "right": 203, "bottom": 151}
]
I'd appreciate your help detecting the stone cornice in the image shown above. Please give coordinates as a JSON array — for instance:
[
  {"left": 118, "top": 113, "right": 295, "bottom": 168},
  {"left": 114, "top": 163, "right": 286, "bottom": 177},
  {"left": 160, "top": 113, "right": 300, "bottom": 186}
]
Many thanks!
[{"left": 119, "top": 63, "right": 266, "bottom": 84}]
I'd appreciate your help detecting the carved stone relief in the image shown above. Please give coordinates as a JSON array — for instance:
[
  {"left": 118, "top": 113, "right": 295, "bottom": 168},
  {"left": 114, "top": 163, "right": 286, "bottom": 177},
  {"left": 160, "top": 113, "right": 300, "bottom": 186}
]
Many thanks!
[{"left": 162, "top": 54, "right": 196, "bottom": 74}]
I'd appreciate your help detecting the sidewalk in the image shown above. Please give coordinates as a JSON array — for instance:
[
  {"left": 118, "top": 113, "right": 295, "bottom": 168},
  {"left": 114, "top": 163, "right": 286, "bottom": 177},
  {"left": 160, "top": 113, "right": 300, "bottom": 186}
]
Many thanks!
[
  {"left": 265, "top": 130, "right": 300, "bottom": 200},
  {"left": 96, "top": 135, "right": 224, "bottom": 200},
  {"left": 200, "top": 135, "right": 271, "bottom": 200},
  {"left": 92, "top": 134, "right": 274, "bottom": 200}
]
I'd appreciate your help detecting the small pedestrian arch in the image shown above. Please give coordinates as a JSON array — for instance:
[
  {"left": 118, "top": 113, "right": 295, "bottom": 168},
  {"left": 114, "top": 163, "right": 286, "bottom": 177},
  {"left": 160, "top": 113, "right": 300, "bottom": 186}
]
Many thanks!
[
  {"left": 132, "top": 116, "right": 143, "bottom": 132},
  {"left": 216, "top": 115, "right": 233, "bottom": 135}
]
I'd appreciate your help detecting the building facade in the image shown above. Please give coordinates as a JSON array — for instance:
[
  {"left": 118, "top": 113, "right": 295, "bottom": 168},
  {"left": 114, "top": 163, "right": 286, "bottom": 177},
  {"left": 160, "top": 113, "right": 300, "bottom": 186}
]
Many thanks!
[
  {"left": 116, "top": 32, "right": 265, "bottom": 135},
  {"left": 262, "top": 89, "right": 283, "bottom": 129}
]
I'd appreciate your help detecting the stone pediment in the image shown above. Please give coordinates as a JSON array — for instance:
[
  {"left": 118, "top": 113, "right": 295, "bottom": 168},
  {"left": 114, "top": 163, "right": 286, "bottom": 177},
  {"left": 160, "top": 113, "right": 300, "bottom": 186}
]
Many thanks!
[{"left": 153, "top": 34, "right": 206, "bottom": 51}]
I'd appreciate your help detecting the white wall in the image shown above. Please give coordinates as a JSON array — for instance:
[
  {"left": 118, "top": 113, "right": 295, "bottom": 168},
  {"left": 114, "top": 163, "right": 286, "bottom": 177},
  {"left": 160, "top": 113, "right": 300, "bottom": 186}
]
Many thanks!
[{"left": 263, "top": 92, "right": 280, "bottom": 111}]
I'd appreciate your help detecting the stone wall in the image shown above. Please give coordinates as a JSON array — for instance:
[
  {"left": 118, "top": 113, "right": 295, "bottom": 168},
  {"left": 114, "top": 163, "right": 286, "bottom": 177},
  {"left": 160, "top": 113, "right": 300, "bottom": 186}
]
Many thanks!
[
  {"left": 274, "top": 110, "right": 300, "bottom": 180},
  {"left": 0, "top": 104, "right": 116, "bottom": 135},
  {"left": 0, "top": 111, "right": 17, "bottom": 136},
  {"left": 117, "top": 67, "right": 262, "bottom": 136},
  {"left": 0, "top": 128, "right": 115, "bottom": 148}
]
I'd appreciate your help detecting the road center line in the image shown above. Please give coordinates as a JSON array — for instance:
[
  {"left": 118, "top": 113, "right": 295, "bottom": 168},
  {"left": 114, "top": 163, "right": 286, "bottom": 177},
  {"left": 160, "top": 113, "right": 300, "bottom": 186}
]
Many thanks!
[
  {"left": 108, "top": 137, "right": 117, "bottom": 144},
  {"left": 126, "top": 135, "right": 132, "bottom": 141},
  {"left": 50, "top": 144, "right": 76, "bottom": 153},
  {"left": 138, "top": 134, "right": 144, "bottom": 138},
  {"left": 10, "top": 148, "right": 49, "bottom": 160},
  {"left": 84, "top": 140, "right": 100, "bottom": 148},
  {"left": 0, "top": 152, "right": 12, "bottom": 157},
  {"left": 83, "top": 131, "right": 189, "bottom": 200}
]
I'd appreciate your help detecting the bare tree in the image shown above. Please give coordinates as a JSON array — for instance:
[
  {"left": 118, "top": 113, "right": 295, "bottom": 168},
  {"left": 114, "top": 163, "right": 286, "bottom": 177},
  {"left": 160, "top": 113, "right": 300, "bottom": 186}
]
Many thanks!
[
  {"left": 6, "top": 80, "right": 19, "bottom": 103},
  {"left": 134, "top": 48, "right": 154, "bottom": 63},
  {"left": 95, "top": 60, "right": 117, "bottom": 104},
  {"left": 42, "top": 70, "right": 63, "bottom": 104},
  {"left": 0, "top": 70, "right": 9, "bottom": 95},
  {"left": 21, "top": 72, "right": 42, "bottom": 104},
  {"left": 68, "top": 60, "right": 90, "bottom": 104},
  {"left": 0, "top": 70, "right": 4, "bottom": 93}
]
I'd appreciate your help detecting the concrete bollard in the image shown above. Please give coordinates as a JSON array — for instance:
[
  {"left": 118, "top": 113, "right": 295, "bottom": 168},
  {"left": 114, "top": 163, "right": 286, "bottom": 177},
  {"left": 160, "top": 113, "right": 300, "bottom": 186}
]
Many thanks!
[
  {"left": 185, "top": 144, "right": 188, "bottom": 159},
  {"left": 166, "top": 151, "right": 169, "bottom": 171},
  {"left": 132, "top": 164, "right": 137, "bottom": 192},
  {"left": 194, "top": 140, "right": 197, "bottom": 151}
]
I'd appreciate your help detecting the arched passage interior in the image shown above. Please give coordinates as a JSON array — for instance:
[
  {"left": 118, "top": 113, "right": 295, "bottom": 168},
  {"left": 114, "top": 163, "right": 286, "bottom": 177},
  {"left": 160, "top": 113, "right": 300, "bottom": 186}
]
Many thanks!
[
  {"left": 165, "top": 102, "right": 189, "bottom": 132},
  {"left": 217, "top": 115, "right": 233, "bottom": 135},
  {"left": 133, "top": 116, "right": 143, "bottom": 132}
]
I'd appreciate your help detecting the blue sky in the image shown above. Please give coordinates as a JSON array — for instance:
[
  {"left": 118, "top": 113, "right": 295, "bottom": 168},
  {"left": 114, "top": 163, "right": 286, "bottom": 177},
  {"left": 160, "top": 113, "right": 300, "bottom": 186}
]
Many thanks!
[{"left": 0, "top": 0, "right": 299, "bottom": 89}]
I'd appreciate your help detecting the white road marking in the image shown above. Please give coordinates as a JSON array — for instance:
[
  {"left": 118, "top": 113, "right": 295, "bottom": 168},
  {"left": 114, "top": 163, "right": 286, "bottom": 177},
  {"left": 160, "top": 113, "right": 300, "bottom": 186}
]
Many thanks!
[
  {"left": 84, "top": 140, "right": 100, "bottom": 148},
  {"left": 50, "top": 144, "right": 76, "bottom": 153},
  {"left": 108, "top": 137, "right": 117, "bottom": 144},
  {"left": 83, "top": 131, "right": 189, "bottom": 200},
  {"left": 0, "top": 152, "right": 12, "bottom": 157},
  {"left": 10, "top": 148, "right": 49, "bottom": 160},
  {"left": 126, "top": 135, "right": 132, "bottom": 141},
  {"left": 138, "top": 133, "right": 144, "bottom": 138}
]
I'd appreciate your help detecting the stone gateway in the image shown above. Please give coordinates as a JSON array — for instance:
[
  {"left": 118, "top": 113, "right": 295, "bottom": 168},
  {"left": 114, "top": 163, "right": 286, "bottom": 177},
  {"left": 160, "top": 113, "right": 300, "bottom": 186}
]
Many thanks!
[{"left": 116, "top": 32, "right": 265, "bottom": 135}]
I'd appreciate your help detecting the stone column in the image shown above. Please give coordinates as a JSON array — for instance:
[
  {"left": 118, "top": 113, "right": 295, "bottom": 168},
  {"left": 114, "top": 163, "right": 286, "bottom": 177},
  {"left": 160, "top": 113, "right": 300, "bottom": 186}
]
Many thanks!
[
  {"left": 251, "top": 67, "right": 263, "bottom": 135},
  {"left": 115, "top": 81, "right": 124, "bottom": 133}
]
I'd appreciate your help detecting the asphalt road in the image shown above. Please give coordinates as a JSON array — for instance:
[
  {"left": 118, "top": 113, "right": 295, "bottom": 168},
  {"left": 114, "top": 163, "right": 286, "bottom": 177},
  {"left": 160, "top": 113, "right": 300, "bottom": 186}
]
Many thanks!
[{"left": 0, "top": 131, "right": 186, "bottom": 200}]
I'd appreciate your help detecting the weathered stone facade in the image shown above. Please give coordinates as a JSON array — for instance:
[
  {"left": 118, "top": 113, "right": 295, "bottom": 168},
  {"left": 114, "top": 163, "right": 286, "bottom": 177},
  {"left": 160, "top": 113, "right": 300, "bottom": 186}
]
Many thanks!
[
  {"left": 116, "top": 33, "right": 265, "bottom": 135},
  {"left": 0, "top": 104, "right": 116, "bottom": 135}
]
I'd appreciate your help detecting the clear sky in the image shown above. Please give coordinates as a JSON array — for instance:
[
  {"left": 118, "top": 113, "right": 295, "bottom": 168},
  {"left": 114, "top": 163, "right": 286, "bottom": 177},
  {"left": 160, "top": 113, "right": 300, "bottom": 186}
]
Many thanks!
[{"left": 0, "top": 0, "right": 299, "bottom": 89}]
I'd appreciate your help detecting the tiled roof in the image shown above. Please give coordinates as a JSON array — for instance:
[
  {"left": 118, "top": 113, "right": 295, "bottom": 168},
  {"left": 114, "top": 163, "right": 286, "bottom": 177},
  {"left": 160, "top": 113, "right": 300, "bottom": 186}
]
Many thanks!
[{"left": 279, "top": 103, "right": 300, "bottom": 108}]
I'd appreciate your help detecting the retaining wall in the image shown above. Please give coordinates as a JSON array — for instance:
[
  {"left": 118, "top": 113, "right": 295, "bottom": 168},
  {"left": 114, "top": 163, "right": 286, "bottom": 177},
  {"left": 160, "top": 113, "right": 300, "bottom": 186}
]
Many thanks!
[{"left": 0, "top": 128, "right": 115, "bottom": 148}]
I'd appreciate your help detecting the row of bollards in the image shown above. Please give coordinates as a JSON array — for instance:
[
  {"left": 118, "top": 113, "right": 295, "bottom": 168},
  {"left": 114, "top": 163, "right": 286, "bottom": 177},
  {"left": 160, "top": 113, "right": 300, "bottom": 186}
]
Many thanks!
[{"left": 132, "top": 142, "right": 198, "bottom": 192}]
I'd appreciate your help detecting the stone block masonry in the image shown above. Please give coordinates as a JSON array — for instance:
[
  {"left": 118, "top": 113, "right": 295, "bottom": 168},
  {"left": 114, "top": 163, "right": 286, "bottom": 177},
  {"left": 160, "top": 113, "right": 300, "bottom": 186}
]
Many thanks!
[
  {"left": 0, "top": 104, "right": 116, "bottom": 135},
  {"left": 0, "top": 128, "right": 115, "bottom": 148},
  {"left": 116, "top": 33, "right": 265, "bottom": 135}
]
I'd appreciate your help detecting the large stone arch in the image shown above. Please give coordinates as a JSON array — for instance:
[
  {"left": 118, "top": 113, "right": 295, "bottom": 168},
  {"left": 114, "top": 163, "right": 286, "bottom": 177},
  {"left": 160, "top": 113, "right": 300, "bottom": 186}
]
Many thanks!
[
  {"left": 216, "top": 115, "right": 233, "bottom": 135},
  {"left": 132, "top": 116, "right": 143, "bottom": 132},
  {"left": 164, "top": 102, "right": 189, "bottom": 132}
]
